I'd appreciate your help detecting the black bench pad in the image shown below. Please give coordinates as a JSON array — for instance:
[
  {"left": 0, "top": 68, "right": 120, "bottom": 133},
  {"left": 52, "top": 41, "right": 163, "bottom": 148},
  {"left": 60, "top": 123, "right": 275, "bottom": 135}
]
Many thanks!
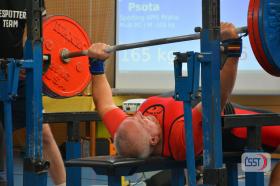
[
  {"left": 65, "top": 156, "right": 185, "bottom": 176},
  {"left": 65, "top": 152, "right": 242, "bottom": 176}
]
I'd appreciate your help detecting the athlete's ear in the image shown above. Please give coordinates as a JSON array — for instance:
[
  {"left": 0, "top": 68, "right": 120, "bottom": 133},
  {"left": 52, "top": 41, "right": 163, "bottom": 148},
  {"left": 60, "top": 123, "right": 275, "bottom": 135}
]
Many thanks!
[{"left": 150, "top": 135, "right": 160, "bottom": 146}]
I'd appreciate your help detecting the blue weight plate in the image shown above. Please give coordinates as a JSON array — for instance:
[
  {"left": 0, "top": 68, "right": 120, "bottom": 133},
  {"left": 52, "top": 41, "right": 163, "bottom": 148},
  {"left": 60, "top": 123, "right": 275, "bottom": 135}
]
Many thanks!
[
  {"left": 257, "top": 0, "right": 280, "bottom": 75},
  {"left": 259, "top": 0, "right": 280, "bottom": 76},
  {"left": 248, "top": 0, "right": 274, "bottom": 74},
  {"left": 249, "top": 0, "right": 279, "bottom": 75}
]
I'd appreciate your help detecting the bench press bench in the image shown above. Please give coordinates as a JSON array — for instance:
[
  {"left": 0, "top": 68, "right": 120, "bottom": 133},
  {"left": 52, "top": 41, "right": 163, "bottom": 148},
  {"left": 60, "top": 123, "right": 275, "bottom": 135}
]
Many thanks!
[
  {"left": 65, "top": 152, "right": 242, "bottom": 186},
  {"left": 65, "top": 113, "right": 280, "bottom": 186}
]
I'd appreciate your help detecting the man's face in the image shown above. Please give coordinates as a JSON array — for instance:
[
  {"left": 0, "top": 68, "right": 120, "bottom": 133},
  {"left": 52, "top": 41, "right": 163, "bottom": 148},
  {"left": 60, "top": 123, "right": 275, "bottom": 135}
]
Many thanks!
[
  {"left": 133, "top": 112, "right": 161, "bottom": 137},
  {"left": 115, "top": 112, "right": 162, "bottom": 157}
]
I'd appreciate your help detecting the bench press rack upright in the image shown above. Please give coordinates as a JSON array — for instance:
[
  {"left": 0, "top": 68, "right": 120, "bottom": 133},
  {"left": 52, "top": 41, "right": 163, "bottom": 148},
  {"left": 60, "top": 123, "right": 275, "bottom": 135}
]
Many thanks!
[
  {"left": 199, "top": 0, "right": 226, "bottom": 185},
  {"left": 0, "top": 0, "right": 49, "bottom": 186},
  {"left": 172, "top": 0, "right": 225, "bottom": 184}
]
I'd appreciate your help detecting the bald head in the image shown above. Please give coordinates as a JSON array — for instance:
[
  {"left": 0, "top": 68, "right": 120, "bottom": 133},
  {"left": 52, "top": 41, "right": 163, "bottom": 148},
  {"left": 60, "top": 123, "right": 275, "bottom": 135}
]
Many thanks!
[{"left": 114, "top": 117, "right": 151, "bottom": 158}]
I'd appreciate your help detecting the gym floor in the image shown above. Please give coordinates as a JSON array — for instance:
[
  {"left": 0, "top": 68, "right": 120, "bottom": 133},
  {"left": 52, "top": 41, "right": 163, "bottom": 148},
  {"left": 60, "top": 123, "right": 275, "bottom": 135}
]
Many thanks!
[{"left": 9, "top": 150, "right": 277, "bottom": 186}]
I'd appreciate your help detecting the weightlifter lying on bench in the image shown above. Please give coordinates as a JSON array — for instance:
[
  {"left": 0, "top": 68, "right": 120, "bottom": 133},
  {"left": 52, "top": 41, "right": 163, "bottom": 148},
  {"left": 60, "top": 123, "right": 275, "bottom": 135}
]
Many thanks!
[{"left": 87, "top": 23, "right": 280, "bottom": 185}]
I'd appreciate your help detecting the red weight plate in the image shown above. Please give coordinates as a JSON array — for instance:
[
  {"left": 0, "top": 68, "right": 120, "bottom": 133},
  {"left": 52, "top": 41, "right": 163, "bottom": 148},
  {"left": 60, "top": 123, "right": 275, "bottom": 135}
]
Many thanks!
[
  {"left": 248, "top": 0, "right": 279, "bottom": 75},
  {"left": 42, "top": 16, "right": 91, "bottom": 97}
]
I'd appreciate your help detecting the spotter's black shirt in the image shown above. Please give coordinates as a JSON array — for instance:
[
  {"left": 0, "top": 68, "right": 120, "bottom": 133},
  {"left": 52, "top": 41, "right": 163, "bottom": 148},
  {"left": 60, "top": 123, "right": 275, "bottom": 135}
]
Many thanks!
[{"left": 0, "top": 0, "right": 45, "bottom": 59}]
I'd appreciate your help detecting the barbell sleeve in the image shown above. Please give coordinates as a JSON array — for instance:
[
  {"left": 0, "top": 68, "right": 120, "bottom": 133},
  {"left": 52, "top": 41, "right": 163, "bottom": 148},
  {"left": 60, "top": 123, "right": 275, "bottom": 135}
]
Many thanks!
[
  {"left": 61, "top": 26, "right": 247, "bottom": 60},
  {"left": 61, "top": 50, "right": 88, "bottom": 60}
]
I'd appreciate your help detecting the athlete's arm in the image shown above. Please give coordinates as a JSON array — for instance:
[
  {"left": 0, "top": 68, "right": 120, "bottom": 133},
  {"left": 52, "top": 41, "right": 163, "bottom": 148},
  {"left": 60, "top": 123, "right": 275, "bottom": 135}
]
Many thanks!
[
  {"left": 195, "top": 22, "right": 239, "bottom": 113},
  {"left": 88, "top": 43, "right": 117, "bottom": 117},
  {"left": 220, "top": 22, "right": 239, "bottom": 110},
  {"left": 92, "top": 74, "right": 118, "bottom": 117}
]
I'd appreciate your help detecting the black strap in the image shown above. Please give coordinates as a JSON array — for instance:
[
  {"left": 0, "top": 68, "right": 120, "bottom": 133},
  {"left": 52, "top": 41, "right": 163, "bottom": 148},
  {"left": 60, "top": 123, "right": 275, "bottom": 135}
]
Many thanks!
[
  {"left": 223, "top": 102, "right": 236, "bottom": 115},
  {"left": 220, "top": 37, "right": 243, "bottom": 69},
  {"left": 221, "top": 37, "right": 243, "bottom": 58}
]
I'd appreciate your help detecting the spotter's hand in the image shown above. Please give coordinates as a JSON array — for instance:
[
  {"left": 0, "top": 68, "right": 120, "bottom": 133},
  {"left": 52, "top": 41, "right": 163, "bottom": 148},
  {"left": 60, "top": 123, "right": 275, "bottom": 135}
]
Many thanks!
[{"left": 87, "top": 43, "right": 111, "bottom": 60}]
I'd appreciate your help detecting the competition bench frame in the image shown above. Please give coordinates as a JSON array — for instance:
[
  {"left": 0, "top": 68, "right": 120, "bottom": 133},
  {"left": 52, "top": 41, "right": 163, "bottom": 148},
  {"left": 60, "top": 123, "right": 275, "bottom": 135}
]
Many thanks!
[{"left": 65, "top": 113, "right": 280, "bottom": 186}]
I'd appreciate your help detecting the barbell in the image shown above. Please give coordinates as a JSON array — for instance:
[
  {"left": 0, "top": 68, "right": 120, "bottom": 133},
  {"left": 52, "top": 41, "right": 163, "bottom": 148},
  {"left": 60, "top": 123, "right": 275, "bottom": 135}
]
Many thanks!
[
  {"left": 59, "top": 26, "right": 247, "bottom": 61},
  {"left": 42, "top": 0, "right": 280, "bottom": 98}
]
